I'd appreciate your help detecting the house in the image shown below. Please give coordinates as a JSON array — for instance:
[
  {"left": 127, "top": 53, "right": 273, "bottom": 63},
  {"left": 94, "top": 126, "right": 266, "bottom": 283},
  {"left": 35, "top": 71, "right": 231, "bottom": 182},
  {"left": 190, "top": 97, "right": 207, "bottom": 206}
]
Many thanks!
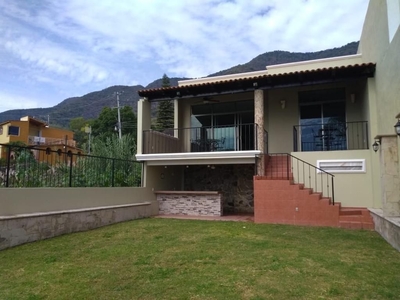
[
  {"left": 135, "top": 0, "right": 400, "bottom": 248},
  {"left": 0, "top": 116, "right": 79, "bottom": 161}
]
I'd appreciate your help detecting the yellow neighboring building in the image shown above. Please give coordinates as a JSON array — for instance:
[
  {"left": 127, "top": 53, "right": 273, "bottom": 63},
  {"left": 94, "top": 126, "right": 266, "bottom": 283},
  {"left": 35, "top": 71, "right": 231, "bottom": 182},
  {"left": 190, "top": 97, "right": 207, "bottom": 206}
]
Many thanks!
[{"left": 0, "top": 116, "right": 77, "bottom": 159}]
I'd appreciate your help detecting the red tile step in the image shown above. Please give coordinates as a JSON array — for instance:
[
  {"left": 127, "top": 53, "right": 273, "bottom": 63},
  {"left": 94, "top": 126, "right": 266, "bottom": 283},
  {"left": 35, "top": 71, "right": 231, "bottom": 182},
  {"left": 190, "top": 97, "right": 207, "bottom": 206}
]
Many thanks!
[
  {"left": 338, "top": 208, "right": 374, "bottom": 230},
  {"left": 254, "top": 175, "right": 374, "bottom": 230}
]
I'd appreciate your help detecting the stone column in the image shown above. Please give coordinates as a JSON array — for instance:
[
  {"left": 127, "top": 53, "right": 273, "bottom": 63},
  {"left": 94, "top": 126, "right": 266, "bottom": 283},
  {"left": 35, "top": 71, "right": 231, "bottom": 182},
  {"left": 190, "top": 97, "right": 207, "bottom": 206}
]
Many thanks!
[
  {"left": 174, "top": 99, "right": 179, "bottom": 138},
  {"left": 255, "top": 89, "right": 265, "bottom": 176},
  {"left": 136, "top": 98, "right": 151, "bottom": 155},
  {"left": 380, "top": 135, "right": 400, "bottom": 217}
]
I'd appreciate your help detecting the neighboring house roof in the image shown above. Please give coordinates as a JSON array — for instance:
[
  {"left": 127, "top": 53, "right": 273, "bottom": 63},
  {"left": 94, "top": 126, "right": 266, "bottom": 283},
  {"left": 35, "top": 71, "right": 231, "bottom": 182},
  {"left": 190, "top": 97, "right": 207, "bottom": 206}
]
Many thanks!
[
  {"left": 25, "top": 117, "right": 47, "bottom": 127},
  {"left": 0, "top": 116, "right": 47, "bottom": 127},
  {"left": 138, "top": 63, "right": 376, "bottom": 101}
]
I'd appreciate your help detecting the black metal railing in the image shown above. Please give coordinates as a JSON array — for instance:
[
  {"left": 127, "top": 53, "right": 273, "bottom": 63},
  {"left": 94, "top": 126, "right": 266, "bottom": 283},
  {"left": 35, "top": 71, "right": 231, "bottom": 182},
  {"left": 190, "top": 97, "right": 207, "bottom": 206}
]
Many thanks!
[
  {"left": 293, "top": 121, "right": 368, "bottom": 152},
  {"left": 143, "top": 123, "right": 258, "bottom": 154},
  {"left": 265, "top": 153, "right": 335, "bottom": 205},
  {"left": 0, "top": 144, "right": 141, "bottom": 188}
]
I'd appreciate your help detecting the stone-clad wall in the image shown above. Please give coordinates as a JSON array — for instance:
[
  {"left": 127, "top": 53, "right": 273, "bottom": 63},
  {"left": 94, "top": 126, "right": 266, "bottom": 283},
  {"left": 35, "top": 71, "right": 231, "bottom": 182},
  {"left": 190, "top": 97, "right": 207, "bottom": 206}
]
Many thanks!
[
  {"left": 380, "top": 136, "right": 400, "bottom": 217},
  {"left": 0, "top": 203, "right": 152, "bottom": 251},
  {"left": 157, "top": 192, "right": 222, "bottom": 216},
  {"left": 184, "top": 164, "right": 254, "bottom": 213}
]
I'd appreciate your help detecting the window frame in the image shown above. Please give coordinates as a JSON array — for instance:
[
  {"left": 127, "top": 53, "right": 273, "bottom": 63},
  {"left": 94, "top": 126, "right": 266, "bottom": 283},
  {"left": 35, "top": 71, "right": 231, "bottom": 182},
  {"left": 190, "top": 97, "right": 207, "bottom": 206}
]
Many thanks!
[{"left": 8, "top": 125, "right": 20, "bottom": 136}]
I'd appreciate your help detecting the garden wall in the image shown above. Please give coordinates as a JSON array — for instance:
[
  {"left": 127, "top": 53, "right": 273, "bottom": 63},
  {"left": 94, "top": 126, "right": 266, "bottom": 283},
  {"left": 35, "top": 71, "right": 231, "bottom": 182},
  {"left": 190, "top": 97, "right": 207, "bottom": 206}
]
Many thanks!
[{"left": 0, "top": 187, "right": 158, "bottom": 250}]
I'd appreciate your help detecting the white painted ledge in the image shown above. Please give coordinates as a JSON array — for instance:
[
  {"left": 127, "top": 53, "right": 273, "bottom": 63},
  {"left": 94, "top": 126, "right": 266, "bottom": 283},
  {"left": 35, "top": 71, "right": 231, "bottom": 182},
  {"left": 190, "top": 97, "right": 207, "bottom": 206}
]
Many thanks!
[{"left": 136, "top": 150, "right": 261, "bottom": 166}]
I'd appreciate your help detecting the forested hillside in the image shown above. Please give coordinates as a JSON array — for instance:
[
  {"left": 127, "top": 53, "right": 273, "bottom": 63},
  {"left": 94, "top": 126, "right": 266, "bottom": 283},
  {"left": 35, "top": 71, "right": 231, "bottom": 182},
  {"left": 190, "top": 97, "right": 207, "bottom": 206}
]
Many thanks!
[{"left": 0, "top": 42, "right": 358, "bottom": 128}]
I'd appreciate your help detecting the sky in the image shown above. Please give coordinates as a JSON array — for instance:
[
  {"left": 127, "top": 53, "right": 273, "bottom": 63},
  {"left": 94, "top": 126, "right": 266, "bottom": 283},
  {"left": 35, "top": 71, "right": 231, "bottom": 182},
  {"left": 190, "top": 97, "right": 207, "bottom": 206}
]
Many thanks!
[{"left": 0, "top": 0, "right": 369, "bottom": 113}]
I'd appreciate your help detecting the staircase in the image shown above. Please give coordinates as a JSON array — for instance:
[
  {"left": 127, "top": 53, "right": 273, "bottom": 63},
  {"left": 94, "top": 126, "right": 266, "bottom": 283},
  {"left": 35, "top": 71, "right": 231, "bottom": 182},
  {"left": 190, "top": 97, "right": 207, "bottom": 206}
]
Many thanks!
[
  {"left": 338, "top": 208, "right": 374, "bottom": 230},
  {"left": 254, "top": 154, "right": 374, "bottom": 230}
]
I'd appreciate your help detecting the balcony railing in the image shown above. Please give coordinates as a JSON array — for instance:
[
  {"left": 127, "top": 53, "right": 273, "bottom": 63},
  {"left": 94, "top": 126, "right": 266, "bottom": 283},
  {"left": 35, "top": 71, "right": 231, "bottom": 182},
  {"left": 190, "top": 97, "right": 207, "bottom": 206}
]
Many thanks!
[
  {"left": 143, "top": 123, "right": 259, "bottom": 154},
  {"left": 293, "top": 121, "right": 369, "bottom": 152},
  {"left": 28, "top": 136, "right": 76, "bottom": 147}
]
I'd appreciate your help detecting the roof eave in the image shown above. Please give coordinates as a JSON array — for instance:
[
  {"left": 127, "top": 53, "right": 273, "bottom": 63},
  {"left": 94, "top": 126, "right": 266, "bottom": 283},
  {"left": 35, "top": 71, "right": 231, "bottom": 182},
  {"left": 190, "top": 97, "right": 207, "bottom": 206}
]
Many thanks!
[{"left": 138, "top": 63, "right": 376, "bottom": 101}]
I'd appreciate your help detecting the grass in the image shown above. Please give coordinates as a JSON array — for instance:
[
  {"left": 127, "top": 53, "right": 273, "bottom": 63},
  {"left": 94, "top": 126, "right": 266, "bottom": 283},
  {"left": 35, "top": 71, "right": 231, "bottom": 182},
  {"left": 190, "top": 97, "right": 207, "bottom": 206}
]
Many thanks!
[{"left": 1, "top": 218, "right": 400, "bottom": 300}]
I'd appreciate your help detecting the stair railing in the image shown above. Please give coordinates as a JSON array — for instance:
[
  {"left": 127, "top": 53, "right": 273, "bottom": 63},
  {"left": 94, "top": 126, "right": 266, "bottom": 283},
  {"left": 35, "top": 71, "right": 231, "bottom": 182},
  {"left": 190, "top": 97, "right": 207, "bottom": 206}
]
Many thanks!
[{"left": 266, "top": 153, "right": 335, "bottom": 205}]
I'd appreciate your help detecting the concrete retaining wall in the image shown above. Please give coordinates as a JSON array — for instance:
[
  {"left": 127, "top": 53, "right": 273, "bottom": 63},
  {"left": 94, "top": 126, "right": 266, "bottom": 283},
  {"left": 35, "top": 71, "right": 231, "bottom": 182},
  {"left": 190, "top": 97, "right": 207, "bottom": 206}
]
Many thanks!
[
  {"left": 369, "top": 208, "right": 400, "bottom": 251},
  {"left": 0, "top": 187, "right": 157, "bottom": 216},
  {"left": 0, "top": 202, "right": 153, "bottom": 250},
  {"left": 0, "top": 186, "right": 161, "bottom": 251}
]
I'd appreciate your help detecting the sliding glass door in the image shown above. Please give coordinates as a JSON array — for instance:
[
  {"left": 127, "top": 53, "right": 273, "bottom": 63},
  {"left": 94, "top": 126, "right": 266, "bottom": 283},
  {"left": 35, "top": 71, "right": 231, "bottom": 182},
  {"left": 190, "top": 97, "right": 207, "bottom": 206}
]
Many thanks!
[
  {"left": 213, "top": 114, "right": 235, "bottom": 151},
  {"left": 191, "top": 100, "right": 254, "bottom": 152},
  {"left": 300, "top": 102, "right": 346, "bottom": 151}
]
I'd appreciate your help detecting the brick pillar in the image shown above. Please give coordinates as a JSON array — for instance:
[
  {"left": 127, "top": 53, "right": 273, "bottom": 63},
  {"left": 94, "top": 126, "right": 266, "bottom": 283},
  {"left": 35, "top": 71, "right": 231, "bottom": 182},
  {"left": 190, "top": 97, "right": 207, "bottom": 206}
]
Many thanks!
[
  {"left": 380, "top": 136, "right": 400, "bottom": 217},
  {"left": 255, "top": 89, "right": 264, "bottom": 176}
]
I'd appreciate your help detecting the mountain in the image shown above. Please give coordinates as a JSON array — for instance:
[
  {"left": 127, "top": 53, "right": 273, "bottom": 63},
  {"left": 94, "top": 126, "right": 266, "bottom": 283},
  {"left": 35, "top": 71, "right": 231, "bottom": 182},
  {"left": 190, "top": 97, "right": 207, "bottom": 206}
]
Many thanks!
[
  {"left": 144, "top": 77, "right": 186, "bottom": 90},
  {"left": 0, "top": 85, "right": 142, "bottom": 128},
  {"left": 208, "top": 42, "right": 359, "bottom": 76},
  {"left": 0, "top": 42, "right": 359, "bottom": 128},
  {"left": 0, "top": 79, "right": 185, "bottom": 128}
]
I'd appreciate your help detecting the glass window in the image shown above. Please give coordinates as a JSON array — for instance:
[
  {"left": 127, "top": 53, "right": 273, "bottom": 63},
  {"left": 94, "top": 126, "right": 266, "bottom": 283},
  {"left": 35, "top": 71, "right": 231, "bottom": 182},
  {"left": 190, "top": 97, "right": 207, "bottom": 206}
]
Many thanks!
[
  {"left": 299, "top": 101, "right": 346, "bottom": 151},
  {"left": 299, "top": 88, "right": 345, "bottom": 104},
  {"left": 237, "top": 100, "right": 254, "bottom": 111},
  {"left": 0, "top": 126, "right": 3, "bottom": 135},
  {"left": 8, "top": 126, "right": 20, "bottom": 136},
  {"left": 190, "top": 100, "right": 254, "bottom": 152},
  {"left": 192, "top": 104, "right": 211, "bottom": 115},
  {"left": 191, "top": 115, "right": 211, "bottom": 128},
  {"left": 212, "top": 102, "right": 236, "bottom": 114}
]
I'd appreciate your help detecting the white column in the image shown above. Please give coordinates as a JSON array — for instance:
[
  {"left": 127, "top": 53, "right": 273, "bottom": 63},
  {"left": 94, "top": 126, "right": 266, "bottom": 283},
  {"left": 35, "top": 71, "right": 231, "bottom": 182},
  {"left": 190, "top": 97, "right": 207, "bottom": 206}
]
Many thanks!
[
  {"left": 136, "top": 98, "right": 151, "bottom": 155},
  {"left": 255, "top": 89, "right": 265, "bottom": 176}
]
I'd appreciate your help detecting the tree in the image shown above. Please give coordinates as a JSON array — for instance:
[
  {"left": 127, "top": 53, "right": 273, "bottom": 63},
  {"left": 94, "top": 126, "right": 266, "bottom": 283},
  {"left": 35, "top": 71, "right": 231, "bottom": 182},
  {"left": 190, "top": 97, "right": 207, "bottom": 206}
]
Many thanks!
[
  {"left": 91, "top": 106, "right": 137, "bottom": 140},
  {"left": 155, "top": 74, "right": 174, "bottom": 131},
  {"left": 87, "top": 133, "right": 140, "bottom": 186},
  {"left": 69, "top": 117, "right": 92, "bottom": 147},
  {"left": 90, "top": 133, "right": 136, "bottom": 160},
  {"left": 5, "top": 141, "right": 28, "bottom": 159}
]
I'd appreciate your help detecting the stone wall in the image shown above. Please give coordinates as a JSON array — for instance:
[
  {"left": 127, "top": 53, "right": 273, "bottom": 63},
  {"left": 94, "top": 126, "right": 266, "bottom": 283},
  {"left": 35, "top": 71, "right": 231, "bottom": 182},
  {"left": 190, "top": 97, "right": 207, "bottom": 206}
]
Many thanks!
[
  {"left": 0, "top": 203, "right": 152, "bottom": 251},
  {"left": 156, "top": 192, "right": 222, "bottom": 216},
  {"left": 184, "top": 164, "right": 254, "bottom": 213},
  {"left": 380, "top": 136, "right": 400, "bottom": 217}
]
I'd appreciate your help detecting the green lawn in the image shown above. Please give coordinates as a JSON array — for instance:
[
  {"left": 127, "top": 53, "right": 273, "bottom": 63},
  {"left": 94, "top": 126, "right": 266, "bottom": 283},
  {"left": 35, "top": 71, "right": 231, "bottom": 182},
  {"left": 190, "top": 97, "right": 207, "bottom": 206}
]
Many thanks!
[{"left": 1, "top": 218, "right": 399, "bottom": 300}]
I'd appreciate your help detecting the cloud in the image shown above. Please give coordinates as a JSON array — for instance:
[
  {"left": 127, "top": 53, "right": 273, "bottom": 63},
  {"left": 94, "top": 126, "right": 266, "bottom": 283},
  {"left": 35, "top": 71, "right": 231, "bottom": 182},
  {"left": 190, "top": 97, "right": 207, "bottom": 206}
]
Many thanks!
[
  {"left": 0, "top": 0, "right": 369, "bottom": 113},
  {"left": 3, "top": 36, "right": 109, "bottom": 84},
  {"left": 0, "top": 91, "right": 41, "bottom": 112},
  {"left": 1, "top": 0, "right": 369, "bottom": 78}
]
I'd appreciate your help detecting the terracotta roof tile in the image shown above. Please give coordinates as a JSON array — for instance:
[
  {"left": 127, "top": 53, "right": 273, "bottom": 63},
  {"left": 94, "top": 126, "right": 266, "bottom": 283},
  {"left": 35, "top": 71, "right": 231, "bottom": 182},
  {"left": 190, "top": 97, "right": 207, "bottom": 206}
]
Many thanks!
[{"left": 138, "top": 63, "right": 375, "bottom": 100}]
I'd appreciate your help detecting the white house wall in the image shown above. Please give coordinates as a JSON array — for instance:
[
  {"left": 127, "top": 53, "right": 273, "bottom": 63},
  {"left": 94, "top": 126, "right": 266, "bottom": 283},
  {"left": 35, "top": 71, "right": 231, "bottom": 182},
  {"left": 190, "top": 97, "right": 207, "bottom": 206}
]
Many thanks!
[
  {"left": 266, "top": 81, "right": 369, "bottom": 154},
  {"left": 358, "top": 0, "right": 400, "bottom": 215},
  {"left": 359, "top": 0, "right": 400, "bottom": 134},
  {"left": 292, "top": 150, "right": 374, "bottom": 208}
]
